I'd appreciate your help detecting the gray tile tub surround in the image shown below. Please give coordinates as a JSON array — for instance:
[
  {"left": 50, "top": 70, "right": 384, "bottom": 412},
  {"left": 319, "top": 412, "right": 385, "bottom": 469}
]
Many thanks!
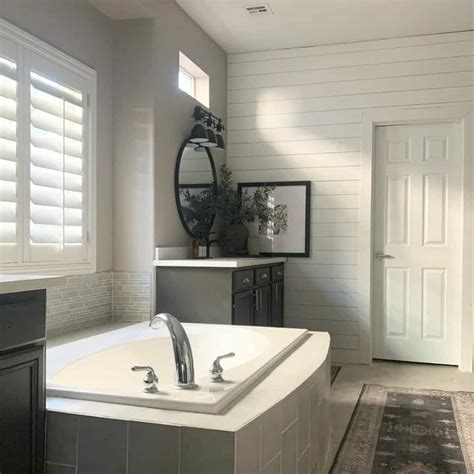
[
  {"left": 45, "top": 271, "right": 152, "bottom": 336},
  {"left": 46, "top": 272, "right": 112, "bottom": 337},
  {"left": 45, "top": 354, "right": 331, "bottom": 474},
  {"left": 112, "top": 271, "right": 152, "bottom": 322},
  {"left": 235, "top": 363, "right": 330, "bottom": 474},
  {"left": 46, "top": 413, "right": 233, "bottom": 474}
]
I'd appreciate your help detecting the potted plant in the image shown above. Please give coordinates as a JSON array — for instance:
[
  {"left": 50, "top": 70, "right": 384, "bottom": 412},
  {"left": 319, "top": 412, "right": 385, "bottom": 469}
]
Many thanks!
[
  {"left": 214, "top": 165, "right": 276, "bottom": 256},
  {"left": 180, "top": 165, "right": 286, "bottom": 256}
]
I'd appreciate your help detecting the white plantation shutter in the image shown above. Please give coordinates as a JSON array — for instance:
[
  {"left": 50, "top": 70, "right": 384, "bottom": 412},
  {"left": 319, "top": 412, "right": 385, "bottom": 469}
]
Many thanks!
[
  {"left": 0, "top": 41, "right": 20, "bottom": 263},
  {"left": 27, "top": 63, "right": 88, "bottom": 262},
  {"left": 0, "top": 20, "right": 96, "bottom": 271}
]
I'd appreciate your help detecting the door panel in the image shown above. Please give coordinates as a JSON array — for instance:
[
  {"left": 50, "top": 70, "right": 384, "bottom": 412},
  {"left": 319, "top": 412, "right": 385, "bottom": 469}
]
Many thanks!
[
  {"left": 422, "top": 174, "right": 447, "bottom": 246},
  {"left": 0, "top": 345, "right": 45, "bottom": 474},
  {"left": 421, "top": 268, "right": 446, "bottom": 340},
  {"left": 271, "top": 281, "right": 284, "bottom": 327},
  {"left": 232, "top": 290, "right": 254, "bottom": 326},
  {"left": 384, "top": 267, "right": 409, "bottom": 338},
  {"left": 254, "top": 286, "right": 271, "bottom": 326},
  {"left": 373, "top": 122, "right": 461, "bottom": 365}
]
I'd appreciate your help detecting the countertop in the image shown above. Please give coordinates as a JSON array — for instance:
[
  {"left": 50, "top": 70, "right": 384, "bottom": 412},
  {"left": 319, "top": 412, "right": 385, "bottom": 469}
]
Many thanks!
[
  {"left": 0, "top": 274, "right": 66, "bottom": 294},
  {"left": 153, "top": 257, "right": 286, "bottom": 268}
]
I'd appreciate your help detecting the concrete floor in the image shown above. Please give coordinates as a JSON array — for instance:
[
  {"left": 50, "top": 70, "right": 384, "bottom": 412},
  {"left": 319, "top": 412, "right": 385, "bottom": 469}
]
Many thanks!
[{"left": 325, "top": 361, "right": 474, "bottom": 472}]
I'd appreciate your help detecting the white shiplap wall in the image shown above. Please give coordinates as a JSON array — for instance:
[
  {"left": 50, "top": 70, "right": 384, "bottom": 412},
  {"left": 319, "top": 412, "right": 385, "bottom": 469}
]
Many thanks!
[{"left": 227, "top": 31, "right": 474, "bottom": 363}]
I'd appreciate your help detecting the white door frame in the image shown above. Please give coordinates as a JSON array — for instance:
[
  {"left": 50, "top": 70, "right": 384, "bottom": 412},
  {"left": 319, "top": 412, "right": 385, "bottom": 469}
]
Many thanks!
[{"left": 360, "top": 104, "right": 474, "bottom": 371}]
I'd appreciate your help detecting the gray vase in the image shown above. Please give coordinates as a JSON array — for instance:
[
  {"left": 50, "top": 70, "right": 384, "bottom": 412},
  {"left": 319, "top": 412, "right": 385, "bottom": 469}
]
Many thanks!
[{"left": 221, "top": 224, "right": 249, "bottom": 256}]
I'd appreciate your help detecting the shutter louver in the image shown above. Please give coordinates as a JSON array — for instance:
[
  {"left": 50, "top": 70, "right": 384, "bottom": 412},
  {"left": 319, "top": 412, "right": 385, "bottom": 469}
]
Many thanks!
[
  {"left": 28, "top": 70, "right": 86, "bottom": 261},
  {"left": 0, "top": 56, "right": 19, "bottom": 263}
]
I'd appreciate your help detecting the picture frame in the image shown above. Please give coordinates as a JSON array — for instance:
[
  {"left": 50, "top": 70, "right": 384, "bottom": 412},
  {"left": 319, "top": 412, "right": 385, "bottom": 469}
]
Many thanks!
[{"left": 238, "top": 181, "right": 311, "bottom": 257}]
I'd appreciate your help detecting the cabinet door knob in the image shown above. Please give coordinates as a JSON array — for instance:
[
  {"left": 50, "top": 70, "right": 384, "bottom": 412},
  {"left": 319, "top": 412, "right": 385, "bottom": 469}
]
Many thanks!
[
  {"left": 277, "top": 271, "right": 283, "bottom": 276},
  {"left": 261, "top": 273, "right": 268, "bottom": 280},
  {"left": 242, "top": 277, "right": 250, "bottom": 284}
]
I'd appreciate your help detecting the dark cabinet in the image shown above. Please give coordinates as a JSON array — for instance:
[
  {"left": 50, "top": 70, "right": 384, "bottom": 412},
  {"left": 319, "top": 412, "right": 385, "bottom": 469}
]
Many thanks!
[
  {"left": 231, "top": 264, "right": 284, "bottom": 327},
  {"left": 232, "top": 290, "right": 254, "bottom": 325},
  {"left": 156, "top": 262, "right": 284, "bottom": 327},
  {"left": 0, "top": 290, "right": 46, "bottom": 474}
]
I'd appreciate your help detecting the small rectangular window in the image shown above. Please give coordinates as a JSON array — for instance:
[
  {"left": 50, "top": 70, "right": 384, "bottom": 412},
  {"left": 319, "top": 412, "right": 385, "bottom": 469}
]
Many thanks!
[
  {"left": 178, "top": 52, "right": 209, "bottom": 108},
  {"left": 179, "top": 67, "right": 195, "bottom": 97}
]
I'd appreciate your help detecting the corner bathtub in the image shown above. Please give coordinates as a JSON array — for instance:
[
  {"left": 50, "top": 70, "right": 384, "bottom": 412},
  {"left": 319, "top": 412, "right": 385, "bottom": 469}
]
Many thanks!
[{"left": 47, "top": 322, "right": 308, "bottom": 414}]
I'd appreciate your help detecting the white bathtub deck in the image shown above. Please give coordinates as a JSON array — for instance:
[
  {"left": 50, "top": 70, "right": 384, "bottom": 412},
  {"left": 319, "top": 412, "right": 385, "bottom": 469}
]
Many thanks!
[{"left": 46, "top": 325, "right": 330, "bottom": 432}]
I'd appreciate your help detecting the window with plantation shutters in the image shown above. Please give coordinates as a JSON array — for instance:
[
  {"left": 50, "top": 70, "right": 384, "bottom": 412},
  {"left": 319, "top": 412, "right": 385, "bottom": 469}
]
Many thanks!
[
  {"left": 0, "top": 20, "right": 96, "bottom": 272},
  {"left": 0, "top": 40, "right": 19, "bottom": 264}
]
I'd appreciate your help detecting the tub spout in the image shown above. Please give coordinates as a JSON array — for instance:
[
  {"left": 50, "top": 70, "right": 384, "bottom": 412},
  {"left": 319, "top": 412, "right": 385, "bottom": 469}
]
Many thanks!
[{"left": 150, "top": 313, "right": 198, "bottom": 390}]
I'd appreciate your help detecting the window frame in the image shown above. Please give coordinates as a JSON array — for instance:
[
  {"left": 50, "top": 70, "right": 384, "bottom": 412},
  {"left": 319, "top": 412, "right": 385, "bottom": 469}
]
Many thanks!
[
  {"left": 0, "top": 19, "right": 97, "bottom": 275},
  {"left": 178, "top": 52, "right": 210, "bottom": 108},
  {"left": 179, "top": 66, "right": 196, "bottom": 98}
]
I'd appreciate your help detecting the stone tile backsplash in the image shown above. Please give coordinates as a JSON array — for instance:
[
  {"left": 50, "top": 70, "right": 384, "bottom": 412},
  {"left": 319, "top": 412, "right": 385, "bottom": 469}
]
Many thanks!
[
  {"left": 111, "top": 272, "right": 151, "bottom": 322},
  {"left": 46, "top": 271, "right": 152, "bottom": 336},
  {"left": 46, "top": 272, "right": 112, "bottom": 337}
]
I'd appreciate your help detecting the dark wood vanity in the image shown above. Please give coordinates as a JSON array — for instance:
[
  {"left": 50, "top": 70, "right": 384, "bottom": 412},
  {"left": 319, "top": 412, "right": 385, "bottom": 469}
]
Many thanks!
[
  {"left": 0, "top": 290, "right": 46, "bottom": 474},
  {"left": 156, "top": 259, "right": 285, "bottom": 327}
]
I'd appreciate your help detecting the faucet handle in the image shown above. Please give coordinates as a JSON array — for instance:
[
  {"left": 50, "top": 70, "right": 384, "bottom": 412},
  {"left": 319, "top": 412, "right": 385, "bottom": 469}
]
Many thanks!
[
  {"left": 209, "top": 352, "right": 235, "bottom": 383},
  {"left": 131, "top": 365, "right": 159, "bottom": 393}
]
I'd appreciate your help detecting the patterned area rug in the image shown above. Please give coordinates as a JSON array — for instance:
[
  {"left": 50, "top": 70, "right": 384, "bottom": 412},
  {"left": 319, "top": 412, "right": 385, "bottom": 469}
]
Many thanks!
[{"left": 331, "top": 384, "right": 474, "bottom": 473}]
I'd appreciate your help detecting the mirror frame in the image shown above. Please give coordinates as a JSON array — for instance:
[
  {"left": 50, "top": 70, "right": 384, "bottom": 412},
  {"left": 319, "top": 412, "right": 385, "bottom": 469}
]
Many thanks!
[{"left": 174, "top": 139, "right": 218, "bottom": 239}]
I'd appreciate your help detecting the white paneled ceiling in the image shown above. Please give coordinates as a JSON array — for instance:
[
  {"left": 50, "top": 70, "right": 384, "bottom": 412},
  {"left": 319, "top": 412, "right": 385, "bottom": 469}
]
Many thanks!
[{"left": 89, "top": 0, "right": 474, "bottom": 53}]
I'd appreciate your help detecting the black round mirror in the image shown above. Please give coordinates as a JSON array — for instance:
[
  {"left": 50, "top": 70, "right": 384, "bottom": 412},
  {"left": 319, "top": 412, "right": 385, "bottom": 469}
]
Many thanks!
[{"left": 175, "top": 139, "right": 217, "bottom": 239}]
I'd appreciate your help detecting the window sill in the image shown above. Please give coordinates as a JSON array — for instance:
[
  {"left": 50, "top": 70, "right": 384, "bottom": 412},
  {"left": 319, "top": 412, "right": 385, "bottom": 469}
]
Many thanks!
[{"left": 0, "top": 262, "right": 96, "bottom": 277}]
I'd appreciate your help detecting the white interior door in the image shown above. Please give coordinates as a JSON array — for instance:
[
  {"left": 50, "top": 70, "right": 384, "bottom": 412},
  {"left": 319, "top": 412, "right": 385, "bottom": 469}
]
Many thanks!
[{"left": 373, "top": 122, "right": 462, "bottom": 365}]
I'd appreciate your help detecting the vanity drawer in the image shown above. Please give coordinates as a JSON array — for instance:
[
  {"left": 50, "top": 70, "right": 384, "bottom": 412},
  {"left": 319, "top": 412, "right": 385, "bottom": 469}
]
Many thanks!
[
  {"left": 271, "top": 264, "right": 284, "bottom": 281},
  {"left": 255, "top": 267, "right": 271, "bottom": 285},
  {"left": 233, "top": 269, "right": 254, "bottom": 292},
  {"left": 0, "top": 290, "right": 46, "bottom": 351}
]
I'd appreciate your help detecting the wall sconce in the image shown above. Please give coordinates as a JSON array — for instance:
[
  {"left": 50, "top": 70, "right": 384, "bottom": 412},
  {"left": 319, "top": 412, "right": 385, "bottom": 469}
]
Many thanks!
[{"left": 188, "top": 106, "right": 225, "bottom": 150}]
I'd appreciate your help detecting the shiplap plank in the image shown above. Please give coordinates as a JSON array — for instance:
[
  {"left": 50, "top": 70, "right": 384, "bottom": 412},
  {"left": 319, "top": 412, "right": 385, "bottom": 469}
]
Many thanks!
[
  {"left": 288, "top": 250, "right": 360, "bottom": 265},
  {"left": 228, "top": 56, "right": 474, "bottom": 91},
  {"left": 228, "top": 71, "right": 473, "bottom": 104},
  {"left": 228, "top": 41, "right": 474, "bottom": 76},
  {"left": 227, "top": 152, "right": 360, "bottom": 171},
  {"left": 286, "top": 320, "right": 359, "bottom": 346},
  {"left": 228, "top": 110, "right": 362, "bottom": 130},
  {"left": 312, "top": 237, "right": 359, "bottom": 251},
  {"left": 227, "top": 137, "right": 359, "bottom": 156},
  {"left": 286, "top": 290, "right": 359, "bottom": 307},
  {"left": 312, "top": 181, "right": 360, "bottom": 195},
  {"left": 312, "top": 194, "right": 360, "bottom": 209},
  {"left": 228, "top": 87, "right": 474, "bottom": 116},
  {"left": 312, "top": 223, "right": 360, "bottom": 237},
  {"left": 286, "top": 277, "right": 359, "bottom": 293},
  {"left": 313, "top": 209, "right": 360, "bottom": 223},
  {"left": 285, "top": 263, "right": 359, "bottom": 279},
  {"left": 228, "top": 102, "right": 474, "bottom": 130},
  {"left": 285, "top": 304, "right": 360, "bottom": 321},
  {"left": 285, "top": 318, "right": 359, "bottom": 335},
  {"left": 231, "top": 166, "right": 360, "bottom": 182},
  {"left": 227, "top": 123, "right": 360, "bottom": 144},
  {"left": 331, "top": 348, "right": 360, "bottom": 363},
  {"left": 229, "top": 31, "right": 474, "bottom": 63}
]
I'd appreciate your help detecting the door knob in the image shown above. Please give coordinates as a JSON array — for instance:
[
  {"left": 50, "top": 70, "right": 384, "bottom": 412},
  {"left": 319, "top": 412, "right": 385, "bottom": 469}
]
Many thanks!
[{"left": 375, "top": 251, "right": 395, "bottom": 260}]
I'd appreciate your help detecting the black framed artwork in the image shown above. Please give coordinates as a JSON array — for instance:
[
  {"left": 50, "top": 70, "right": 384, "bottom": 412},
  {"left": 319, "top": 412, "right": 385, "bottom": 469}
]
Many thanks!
[{"left": 238, "top": 181, "right": 311, "bottom": 257}]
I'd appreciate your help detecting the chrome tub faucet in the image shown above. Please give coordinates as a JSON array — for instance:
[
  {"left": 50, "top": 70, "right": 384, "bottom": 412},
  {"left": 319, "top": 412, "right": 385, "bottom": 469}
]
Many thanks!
[{"left": 150, "top": 313, "right": 198, "bottom": 390}]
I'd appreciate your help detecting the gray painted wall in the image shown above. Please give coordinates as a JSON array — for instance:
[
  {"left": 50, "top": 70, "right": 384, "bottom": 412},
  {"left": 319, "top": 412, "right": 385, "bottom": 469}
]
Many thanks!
[
  {"left": 112, "top": 19, "right": 155, "bottom": 272},
  {"left": 148, "top": 2, "right": 227, "bottom": 247},
  {"left": 1, "top": 0, "right": 115, "bottom": 272},
  {"left": 1, "top": 1, "right": 228, "bottom": 271}
]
